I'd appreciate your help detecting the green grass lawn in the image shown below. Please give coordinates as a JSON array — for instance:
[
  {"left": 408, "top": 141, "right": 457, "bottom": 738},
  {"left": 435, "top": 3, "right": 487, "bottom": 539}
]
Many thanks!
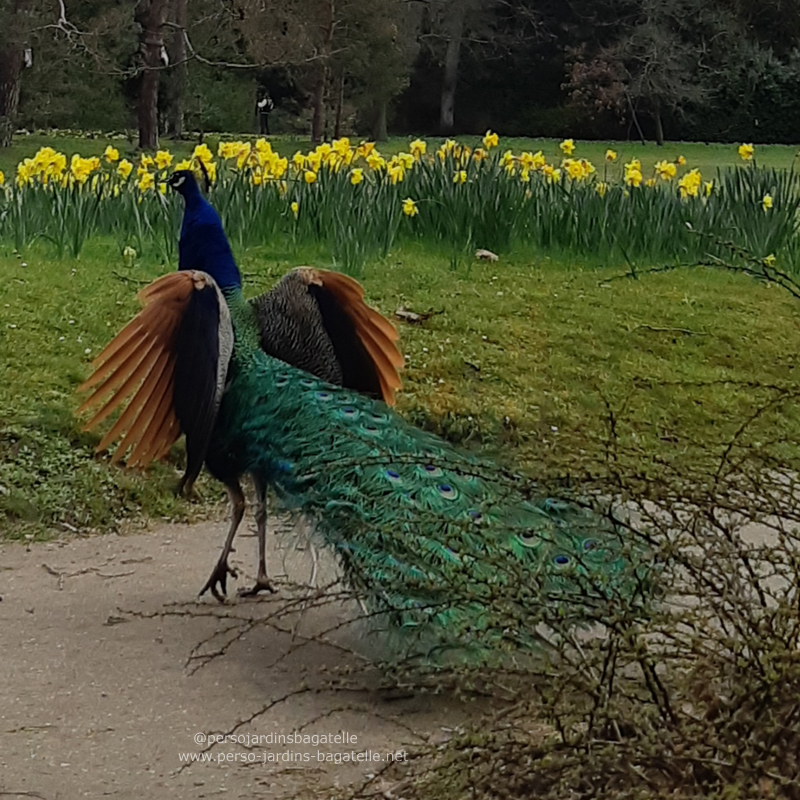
[
  {"left": 2, "top": 132, "right": 798, "bottom": 184},
  {"left": 3, "top": 235, "right": 800, "bottom": 539}
]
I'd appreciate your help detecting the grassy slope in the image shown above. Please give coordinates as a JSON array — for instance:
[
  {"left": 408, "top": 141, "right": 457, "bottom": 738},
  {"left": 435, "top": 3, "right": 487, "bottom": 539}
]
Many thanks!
[
  {"left": 2, "top": 133, "right": 798, "bottom": 184},
  {"left": 3, "top": 237, "right": 800, "bottom": 539}
]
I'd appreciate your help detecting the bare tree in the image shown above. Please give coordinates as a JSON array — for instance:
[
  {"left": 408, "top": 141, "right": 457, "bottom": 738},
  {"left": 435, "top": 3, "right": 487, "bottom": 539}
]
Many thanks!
[
  {"left": 0, "top": 0, "right": 37, "bottom": 147},
  {"left": 135, "top": 0, "right": 169, "bottom": 149}
]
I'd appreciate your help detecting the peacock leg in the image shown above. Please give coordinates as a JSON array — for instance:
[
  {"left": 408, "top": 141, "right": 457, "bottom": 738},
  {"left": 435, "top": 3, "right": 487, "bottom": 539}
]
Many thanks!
[
  {"left": 199, "top": 481, "right": 244, "bottom": 602},
  {"left": 238, "top": 475, "right": 276, "bottom": 597}
]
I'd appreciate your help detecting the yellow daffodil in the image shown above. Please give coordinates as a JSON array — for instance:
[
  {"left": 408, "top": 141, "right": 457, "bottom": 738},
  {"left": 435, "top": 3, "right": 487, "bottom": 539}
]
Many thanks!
[
  {"left": 409, "top": 138, "right": 427, "bottom": 159},
  {"left": 192, "top": 144, "right": 213, "bottom": 165},
  {"left": 255, "top": 138, "right": 273, "bottom": 155},
  {"left": 542, "top": 164, "right": 561, "bottom": 183},
  {"left": 472, "top": 147, "right": 488, "bottom": 162},
  {"left": 764, "top": 254, "right": 776, "bottom": 267},
  {"left": 387, "top": 164, "right": 405, "bottom": 184},
  {"left": 332, "top": 137, "right": 351, "bottom": 157},
  {"left": 559, "top": 138, "right": 575, "bottom": 155},
  {"left": 645, "top": 177, "right": 657, "bottom": 188},
  {"left": 292, "top": 151, "right": 306, "bottom": 171},
  {"left": 605, "top": 149, "right": 617, "bottom": 162},
  {"left": 173, "top": 159, "right": 192, "bottom": 171},
  {"left": 117, "top": 159, "right": 133, "bottom": 180},
  {"left": 738, "top": 143, "right": 754, "bottom": 161},
  {"left": 483, "top": 130, "right": 499, "bottom": 149},
  {"left": 291, "top": 201, "right": 299, "bottom": 219},
  {"left": 350, "top": 168, "right": 364, "bottom": 185},
  {"left": 402, "top": 198, "right": 419, "bottom": 217},
  {"left": 624, "top": 164, "right": 643, "bottom": 187},
  {"left": 304, "top": 170, "right": 317, "bottom": 185},
  {"left": 140, "top": 154, "right": 155, "bottom": 168},
  {"left": 655, "top": 160, "right": 677, "bottom": 180},
  {"left": 366, "top": 151, "right": 386, "bottom": 171},
  {"left": 158, "top": 182, "right": 167, "bottom": 195},
  {"left": 595, "top": 181, "right": 608, "bottom": 197},
  {"left": 443, "top": 139, "right": 456, "bottom": 154},
  {"left": 0, "top": 170, "right": 4, "bottom": 186},
  {"left": 762, "top": 193, "right": 773, "bottom": 210},
  {"left": 356, "top": 141, "right": 376, "bottom": 159},
  {"left": 398, "top": 152, "right": 414, "bottom": 170},
  {"left": 704, "top": 181, "right": 713, "bottom": 196},
  {"left": 678, "top": 168, "right": 702, "bottom": 198},
  {"left": 104, "top": 146, "right": 119, "bottom": 163},
  {"left": 138, "top": 171, "right": 155, "bottom": 191},
  {"left": 563, "top": 158, "right": 584, "bottom": 181},
  {"left": 155, "top": 151, "right": 172, "bottom": 170},
  {"left": 676, "top": 155, "right": 686, "bottom": 166},
  {"left": 453, "top": 170, "right": 467, "bottom": 184}
]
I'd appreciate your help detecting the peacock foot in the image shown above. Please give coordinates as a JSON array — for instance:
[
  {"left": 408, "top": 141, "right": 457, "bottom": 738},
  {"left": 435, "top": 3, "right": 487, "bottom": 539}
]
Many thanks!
[
  {"left": 237, "top": 578, "right": 276, "bottom": 598},
  {"left": 199, "top": 559, "right": 238, "bottom": 602}
]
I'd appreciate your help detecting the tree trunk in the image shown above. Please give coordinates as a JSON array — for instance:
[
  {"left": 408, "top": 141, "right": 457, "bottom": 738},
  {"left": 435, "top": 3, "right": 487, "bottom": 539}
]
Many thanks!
[
  {"left": 311, "top": 63, "right": 328, "bottom": 143},
  {"left": 333, "top": 71, "right": 344, "bottom": 139},
  {"left": 371, "top": 99, "right": 388, "bottom": 141},
  {"left": 439, "top": 0, "right": 467, "bottom": 134},
  {"left": 310, "top": 0, "right": 335, "bottom": 143},
  {"left": 0, "top": 43, "right": 23, "bottom": 147},
  {"left": 652, "top": 96, "right": 664, "bottom": 146},
  {"left": 136, "top": 0, "right": 168, "bottom": 150},
  {"left": 166, "top": 0, "right": 187, "bottom": 138}
]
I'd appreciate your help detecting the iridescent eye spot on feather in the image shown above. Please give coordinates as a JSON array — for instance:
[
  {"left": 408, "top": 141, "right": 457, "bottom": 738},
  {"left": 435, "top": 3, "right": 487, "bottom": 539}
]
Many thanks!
[
  {"left": 554, "top": 554, "right": 571, "bottom": 566},
  {"left": 437, "top": 483, "right": 457, "bottom": 500},
  {"left": 420, "top": 464, "right": 443, "bottom": 477},
  {"left": 583, "top": 539, "right": 599, "bottom": 551},
  {"left": 339, "top": 406, "right": 358, "bottom": 418},
  {"left": 299, "top": 378, "right": 315, "bottom": 388},
  {"left": 369, "top": 412, "right": 388, "bottom": 424},
  {"left": 384, "top": 469, "right": 402, "bottom": 484},
  {"left": 360, "top": 424, "right": 380, "bottom": 436},
  {"left": 315, "top": 391, "right": 333, "bottom": 401},
  {"left": 468, "top": 509, "right": 483, "bottom": 522},
  {"left": 517, "top": 530, "right": 538, "bottom": 548},
  {"left": 274, "top": 374, "right": 289, "bottom": 388}
]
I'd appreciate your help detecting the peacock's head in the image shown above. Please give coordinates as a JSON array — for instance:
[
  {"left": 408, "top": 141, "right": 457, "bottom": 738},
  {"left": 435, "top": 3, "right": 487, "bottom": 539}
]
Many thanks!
[{"left": 167, "top": 169, "right": 200, "bottom": 199}]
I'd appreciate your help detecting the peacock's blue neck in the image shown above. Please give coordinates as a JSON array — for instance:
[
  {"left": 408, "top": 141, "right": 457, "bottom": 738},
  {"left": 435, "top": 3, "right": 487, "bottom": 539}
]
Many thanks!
[{"left": 178, "top": 183, "right": 243, "bottom": 291}]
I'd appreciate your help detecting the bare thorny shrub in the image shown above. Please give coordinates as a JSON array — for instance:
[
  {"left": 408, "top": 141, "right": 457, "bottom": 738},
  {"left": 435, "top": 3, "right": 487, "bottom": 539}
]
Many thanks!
[{"left": 342, "top": 253, "right": 800, "bottom": 800}]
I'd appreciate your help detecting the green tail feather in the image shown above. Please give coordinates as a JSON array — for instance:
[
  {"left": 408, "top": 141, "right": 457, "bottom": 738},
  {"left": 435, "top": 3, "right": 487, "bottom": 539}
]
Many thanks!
[{"left": 210, "top": 291, "right": 654, "bottom": 653}]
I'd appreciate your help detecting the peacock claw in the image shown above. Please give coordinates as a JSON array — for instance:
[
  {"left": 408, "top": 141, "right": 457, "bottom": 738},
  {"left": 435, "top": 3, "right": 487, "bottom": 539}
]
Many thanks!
[
  {"left": 199, "top": 560, "right": 238, "bottom": 602},
  {"left": 237, "top": 579, "right": 276, "bottom": 598}
]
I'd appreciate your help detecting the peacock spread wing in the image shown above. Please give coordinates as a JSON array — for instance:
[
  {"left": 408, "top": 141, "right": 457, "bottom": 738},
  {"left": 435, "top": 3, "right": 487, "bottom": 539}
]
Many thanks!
[
  {"left": 77, "top": 271, "right": 234, "bottom": 490},
  {"left": 250, "top": 268, "right": 403, "bottom": 406},
  {"left": 213, "top": 346, "right": 652, "bottom": 651}
]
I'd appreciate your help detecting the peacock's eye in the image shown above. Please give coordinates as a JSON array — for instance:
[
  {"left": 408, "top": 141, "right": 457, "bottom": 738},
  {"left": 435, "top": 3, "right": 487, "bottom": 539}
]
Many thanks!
[
  {"left": 316, "top": 391, "right": 332, "bottom": 401},
  {"left": 583, "top": 539, "right": 599, "bottom": 551},
  {"left": 517, "top": 531, "right": 538, "bottom": 547},
  {"left": 554, "top": 554, "right": 571, "bottom": 566},
  {"left": 468, "top": 509, "right": 483, "bottom": 522},
  {"left": 385, "top": 469, "right": 402, "bottom": 483},
  {"left": 342, "top": 406, "right": 357, "bottom": 416},
  {"left": 420, "top": 464, "right": 443, "bottom": 477},
  {"left": 437, "top": 483, "right": 457, "bottom": 499},
  {"left": 299, "top": 378, "right": 315, "bottom": 388}
]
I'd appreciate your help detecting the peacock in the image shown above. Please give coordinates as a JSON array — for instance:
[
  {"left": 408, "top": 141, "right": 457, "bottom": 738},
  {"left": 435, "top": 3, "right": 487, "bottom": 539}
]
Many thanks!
[
  {"left": 76, "top": 170, "right": 650, "bottom": 652},
  {"left": 78, "top": 170, "right": 403, "bottom": 600}
]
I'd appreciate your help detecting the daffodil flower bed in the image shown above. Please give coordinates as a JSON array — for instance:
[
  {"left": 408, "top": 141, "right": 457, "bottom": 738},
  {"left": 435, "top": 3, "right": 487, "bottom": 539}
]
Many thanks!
[{"left": 1, "top": 134, "right": 799, "bottom": 273}]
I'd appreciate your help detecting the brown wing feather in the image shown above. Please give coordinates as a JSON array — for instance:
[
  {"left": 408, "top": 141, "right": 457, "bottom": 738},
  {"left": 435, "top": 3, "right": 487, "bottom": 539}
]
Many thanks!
[
  {"left": 77, "top": 272, "right": 197, "bottom": 468},
  {"left": 297, "top": 268, "right": 404, "bottom": 406}
]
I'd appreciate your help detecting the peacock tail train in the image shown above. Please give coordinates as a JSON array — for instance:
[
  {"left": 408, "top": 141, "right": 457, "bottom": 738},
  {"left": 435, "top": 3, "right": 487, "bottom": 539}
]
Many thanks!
[{"left": 208, "top": 289, "right": 652, "bottom": 652}]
